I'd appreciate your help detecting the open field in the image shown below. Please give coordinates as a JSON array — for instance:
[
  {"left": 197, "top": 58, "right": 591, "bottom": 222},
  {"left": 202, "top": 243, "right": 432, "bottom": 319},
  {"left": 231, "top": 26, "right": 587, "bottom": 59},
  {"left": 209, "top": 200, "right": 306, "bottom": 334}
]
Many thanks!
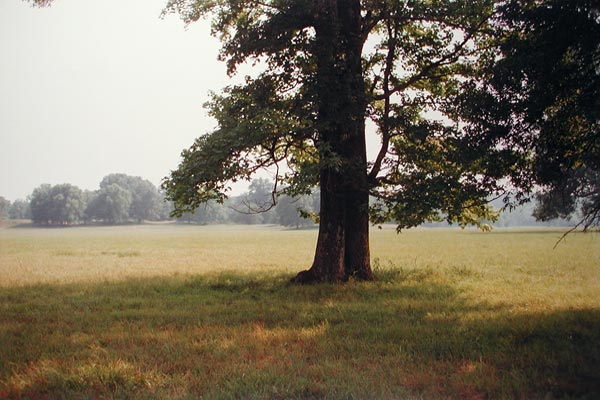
[{"left": 0, "top": 224, "right": 599, "bottom": 399}]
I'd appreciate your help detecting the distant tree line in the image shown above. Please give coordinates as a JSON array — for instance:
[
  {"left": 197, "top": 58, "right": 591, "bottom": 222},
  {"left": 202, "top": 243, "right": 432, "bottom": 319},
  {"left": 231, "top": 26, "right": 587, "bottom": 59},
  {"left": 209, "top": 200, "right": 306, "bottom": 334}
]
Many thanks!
[
  {"left": 20, "top": 174, "right": 168, "bottom": 225},
  {"left": 0, "top": 175, "right": 319, "bottom": 228},
  {"left": 0, "top": 174, "right": 169, "bottom": 226},
  {"left": 0, "top": 174, "right": 573, "bottom": 228},
  {"left": 0, "top": 196, "right": 32, "bottom": 221},
  {"left": 175, "top": 178, "right": 319, "bottom": 228}
]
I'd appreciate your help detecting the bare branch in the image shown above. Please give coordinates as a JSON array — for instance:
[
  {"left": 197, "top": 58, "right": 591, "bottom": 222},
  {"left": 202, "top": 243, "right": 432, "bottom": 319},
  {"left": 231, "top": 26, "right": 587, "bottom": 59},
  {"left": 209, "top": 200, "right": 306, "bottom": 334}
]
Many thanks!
[
  {"left": 553, "top": 223, "right": 583, "bottom": 250},
  {"left": 368, "top": 14, "right": 397, "bottom": 185}
]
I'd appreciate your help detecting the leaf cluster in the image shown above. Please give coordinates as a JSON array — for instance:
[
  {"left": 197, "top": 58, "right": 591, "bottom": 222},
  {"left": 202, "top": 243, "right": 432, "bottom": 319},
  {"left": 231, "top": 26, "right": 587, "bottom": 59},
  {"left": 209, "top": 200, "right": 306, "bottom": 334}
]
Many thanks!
[{"left": 455, "top": 0, "right": 600, "bottom": 228}]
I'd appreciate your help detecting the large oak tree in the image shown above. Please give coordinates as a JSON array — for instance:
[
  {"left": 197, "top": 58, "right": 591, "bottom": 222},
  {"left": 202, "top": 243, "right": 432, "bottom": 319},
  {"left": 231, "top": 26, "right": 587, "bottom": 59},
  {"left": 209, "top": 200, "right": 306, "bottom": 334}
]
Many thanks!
[{"left": 162, "top": 0, "right": 503, "bottom": 283}]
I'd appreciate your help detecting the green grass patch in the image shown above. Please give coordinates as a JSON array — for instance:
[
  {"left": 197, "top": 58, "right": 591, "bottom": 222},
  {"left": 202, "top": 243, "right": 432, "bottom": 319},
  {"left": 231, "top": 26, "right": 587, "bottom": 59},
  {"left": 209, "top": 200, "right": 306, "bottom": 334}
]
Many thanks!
[{"left": 0, "top": 225, "right": 599, "bottom": 398}]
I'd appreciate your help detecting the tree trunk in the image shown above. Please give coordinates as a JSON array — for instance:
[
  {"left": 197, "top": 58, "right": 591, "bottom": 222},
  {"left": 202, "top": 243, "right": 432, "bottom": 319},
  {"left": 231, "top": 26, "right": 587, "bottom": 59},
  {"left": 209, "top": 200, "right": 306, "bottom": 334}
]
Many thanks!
[{"left": 292, "top": 0, "right": 372, "bottom": 283}]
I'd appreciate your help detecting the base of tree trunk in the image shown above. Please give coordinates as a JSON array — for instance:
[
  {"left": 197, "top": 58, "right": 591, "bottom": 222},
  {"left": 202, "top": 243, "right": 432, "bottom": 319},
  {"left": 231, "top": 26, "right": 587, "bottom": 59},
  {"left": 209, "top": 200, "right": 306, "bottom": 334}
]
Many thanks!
[
  {"left": 290, "top": 269, "right": 318, "bottom": 284},
  {"left": 347, "top": 268, "right": 374, "bottom": 282},
  {"left": 290, "top": 267, "right": 374, "bottom": 284}
]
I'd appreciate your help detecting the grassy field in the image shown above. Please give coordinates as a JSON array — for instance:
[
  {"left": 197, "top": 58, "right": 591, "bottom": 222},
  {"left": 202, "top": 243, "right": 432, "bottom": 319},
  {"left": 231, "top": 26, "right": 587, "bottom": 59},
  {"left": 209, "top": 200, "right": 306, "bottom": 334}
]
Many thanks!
[{"left": 0, "top": 224, "right": 598, "bottom": 399}]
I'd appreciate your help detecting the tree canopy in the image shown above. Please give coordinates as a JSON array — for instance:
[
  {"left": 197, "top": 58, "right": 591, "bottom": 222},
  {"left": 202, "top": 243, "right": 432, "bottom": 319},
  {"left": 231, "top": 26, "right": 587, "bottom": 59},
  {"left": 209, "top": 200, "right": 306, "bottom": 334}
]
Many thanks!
[
  {"left": 8, "top": 199, "right": 31, "bottom": 220},
  {"left": 98, "top": 174, "right": 163, "bottom": 222},
  {"left": 454, "top": 0, "right": 599, "bottom": 229},
  {"left": 86, "top": 183, "right": 133, "bottom": 224},
  {"left": 23, "top": 174, "right": 165, "bottom": 226},
  {"left": 162, "top": 0, "right": 502, "bottom": 227},
  {"left": 30, "top": 184, "right": 86, "bottom": 225}
]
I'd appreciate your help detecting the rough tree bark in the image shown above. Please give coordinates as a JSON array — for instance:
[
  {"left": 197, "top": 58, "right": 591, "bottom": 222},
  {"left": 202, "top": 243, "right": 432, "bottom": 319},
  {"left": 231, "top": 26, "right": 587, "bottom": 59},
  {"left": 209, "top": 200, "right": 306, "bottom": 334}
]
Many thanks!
[{"left": 292, "top": 0, "right": 372, "bottom": 283}]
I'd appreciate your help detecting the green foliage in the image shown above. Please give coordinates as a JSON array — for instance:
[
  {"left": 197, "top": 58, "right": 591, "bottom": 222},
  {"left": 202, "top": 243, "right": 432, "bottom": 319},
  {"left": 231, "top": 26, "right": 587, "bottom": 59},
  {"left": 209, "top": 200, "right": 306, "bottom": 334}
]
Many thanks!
[
  {"left": 100, "top": 174, "right": 162, "bottom": 222},
  {"left": 23, "top": 174, "right": 164, "bottom": 226},
  {"left": 86, "top": 183, "right": 133, "bottom": 224},
  {"left": 0, "top": 196, "right": 9, "bottom": 220},
  {"left": 178, "top": 199, "right": 231, "bottom": 224},
  {"left": 82, "top": 174, "right": 163, "bottom": 224},
  {"left": 162, "top": 0, "right": 513, "bottom": 230},
  {"left": 8, "top": 199, "right": 31, "bottom": 220},
  {"left": 29, "top": 183, "right": 86, "bottom": 225},
  {"left": 275, "top": 194, "right": 314, "bottom": 228},
  {"left": 164, "top": 74, "right": 315, "bottom": 217},
  {"left": 454, "top": 0, "right": 600, "bottom": 228}
]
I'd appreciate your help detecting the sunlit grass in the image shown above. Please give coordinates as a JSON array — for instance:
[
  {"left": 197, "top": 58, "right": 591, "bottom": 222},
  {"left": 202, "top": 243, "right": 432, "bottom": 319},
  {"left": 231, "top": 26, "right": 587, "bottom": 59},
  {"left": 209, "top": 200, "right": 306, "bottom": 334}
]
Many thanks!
[
  {"left": 0, "top": 224, "right": 315, "bottom": 286},
  {"left": 0, "top": 224, "right": 598, "bottom": 398}
]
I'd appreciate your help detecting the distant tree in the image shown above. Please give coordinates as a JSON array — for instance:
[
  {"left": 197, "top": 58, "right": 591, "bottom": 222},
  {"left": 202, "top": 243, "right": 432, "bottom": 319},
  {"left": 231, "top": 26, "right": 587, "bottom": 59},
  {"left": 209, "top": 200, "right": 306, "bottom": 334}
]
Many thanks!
[
  {"left": 86, "top": 183, "right": 132, "bottom": 224},
  {"left": 0, "top": 197, "right": 10, "bottom": 220},
  {"left": 100, "top": 174, "right": 162, "bottom": 222},
  {"left": 490, "top": 198, "right": 568, "bottom": 228},
  {"left": 129, "top": 180, "right": 162, "bottom": 222},
  {"left": 99, "top": 174, "right": 130, "bottom": 189},
  {"left": 179, "top": 199, "right": 230, "bottom": 224},
  {"left": 161, "top": 202, "right": 174, "bottom": 220},
  {"left": 30, "top": 184, "right": 52, "bottom": 225},
  {"left": 248, "top": 178, "right": 276, "bottom": 211},
  {"left": 50, "top": 184, "right": 86, "bottom": 225},
  {"left": 30, "top": 184, "right": 85, "bottom": 225},
  {"left": 275, "top": 194, "right": 314, "bottom": 229},
  {"left": 177, "top": 179, "right": 320, "bottom": 226},
  {"left": 227, "top": 197, "right": 265, "bottom": 225},
  {"left": 8, "top": 199, "right": 31, "bottom": 220},
  {"left": 158, "top": 192, "right": 175, "bottom": 221},
  {"left": 81, "top": 190, "right": 96, "bottom": 223}
]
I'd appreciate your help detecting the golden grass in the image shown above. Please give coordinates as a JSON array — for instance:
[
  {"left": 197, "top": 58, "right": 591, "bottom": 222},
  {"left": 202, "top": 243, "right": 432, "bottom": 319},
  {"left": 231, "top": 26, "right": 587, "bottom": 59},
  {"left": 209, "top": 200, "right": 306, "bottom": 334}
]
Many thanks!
[
  {"left": 374, "top": 227, "right": 600, "bottom": 310},
  {"left": 2, "top": 224, "right": 597, "bottom": 289},
  {"left": 0, "top": 223, "right": 598, "bottom": 399},
  {"left": 0, "top": 224, "right": 315, "bottom": 286}
]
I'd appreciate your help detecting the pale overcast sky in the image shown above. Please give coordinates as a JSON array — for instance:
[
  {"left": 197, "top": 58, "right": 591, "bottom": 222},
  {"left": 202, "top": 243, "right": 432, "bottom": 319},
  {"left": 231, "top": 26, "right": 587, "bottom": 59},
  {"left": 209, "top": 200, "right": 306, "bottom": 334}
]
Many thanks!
[{"left": 0, "top": 0, "right": 236, "bottom": 201}]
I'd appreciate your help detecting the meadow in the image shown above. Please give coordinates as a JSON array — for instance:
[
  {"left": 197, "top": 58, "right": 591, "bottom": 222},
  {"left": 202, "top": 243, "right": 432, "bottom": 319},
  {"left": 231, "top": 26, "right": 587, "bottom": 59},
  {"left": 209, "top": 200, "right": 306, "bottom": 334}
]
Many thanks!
[{"left": 0, "top": 223, "right": 598, "bottom": 399}]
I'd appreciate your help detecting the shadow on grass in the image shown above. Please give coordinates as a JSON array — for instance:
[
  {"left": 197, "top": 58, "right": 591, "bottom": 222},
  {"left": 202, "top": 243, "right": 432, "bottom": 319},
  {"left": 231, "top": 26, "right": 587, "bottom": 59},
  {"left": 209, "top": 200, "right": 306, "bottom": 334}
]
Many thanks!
[{"left": 0, "top": 271, "right": 598, "bottom": 399}]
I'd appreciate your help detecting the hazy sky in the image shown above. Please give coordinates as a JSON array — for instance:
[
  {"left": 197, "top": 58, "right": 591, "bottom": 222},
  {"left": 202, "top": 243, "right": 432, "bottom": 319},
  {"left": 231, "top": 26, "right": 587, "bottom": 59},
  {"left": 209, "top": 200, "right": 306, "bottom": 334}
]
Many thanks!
[{"left": 0, "top": 0, "right": 238, "bottom": 201}]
